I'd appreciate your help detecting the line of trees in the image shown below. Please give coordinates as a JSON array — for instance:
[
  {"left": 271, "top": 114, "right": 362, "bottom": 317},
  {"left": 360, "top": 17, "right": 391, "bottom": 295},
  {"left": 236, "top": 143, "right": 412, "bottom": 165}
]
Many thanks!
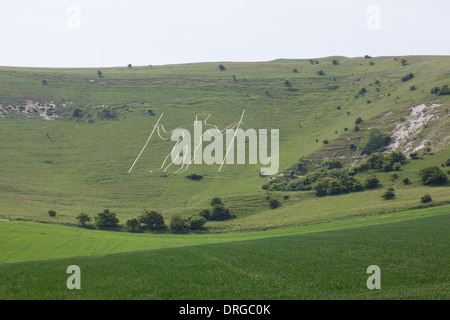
[{"left": 74, "top": 197, "right": 235, "bottom": 233}]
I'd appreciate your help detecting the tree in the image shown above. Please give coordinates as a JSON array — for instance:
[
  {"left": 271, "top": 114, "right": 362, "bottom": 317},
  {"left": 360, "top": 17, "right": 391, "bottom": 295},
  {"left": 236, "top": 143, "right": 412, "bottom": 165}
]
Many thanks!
[
  {"left": 97, "top": 70, "right": 103, "bottom": 78},
  {"left": 127, "top": 64, "right": 132, "bottom": 68},
  {"left": 419, "top": 166, "right": 448, "bottom": 185},
  {"left": 358, "top": 88, "right": 367, "bottom": 96},
  {"left": 76, "top": 212, "right": 91, "bottom": 226},
  {"left": 170, "top": 214, "right": 186, "bottom": 233},
  {"left": 332, "top": 60, "right": 339, "bottom": 65},
  {"left": 420, "top": 194, "right": 432, "bottom": 204},
  {"left": 218, "top": 64, "right": 226, "bottom": 71},
  {"left": 126, "top": 217, "right": 141, "bottom": 232},
  {"left": 48, "top": 210, "right": 56, "bottom": 217},
  {"left": 94, "top": 209, "right": 119, "bottom": 229},
  {"left": 138, "top": 210, "right": 166, "bottom": 231}
]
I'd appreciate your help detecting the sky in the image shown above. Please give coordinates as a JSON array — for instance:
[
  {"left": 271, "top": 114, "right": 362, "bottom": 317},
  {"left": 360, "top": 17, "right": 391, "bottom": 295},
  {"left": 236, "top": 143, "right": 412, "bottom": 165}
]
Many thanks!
[{"left": 0, "top": 0, "right": 449, "bottom": 68}]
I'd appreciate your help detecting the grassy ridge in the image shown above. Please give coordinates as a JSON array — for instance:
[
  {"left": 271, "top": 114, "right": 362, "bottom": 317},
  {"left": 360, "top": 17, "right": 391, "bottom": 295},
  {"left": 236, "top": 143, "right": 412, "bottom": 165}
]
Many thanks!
[
  {"left": 1, "top": 210, "right": 448, "bottom": 299},
  {"left": 1, "top": 205, "right": 448, "bottom": 264}
]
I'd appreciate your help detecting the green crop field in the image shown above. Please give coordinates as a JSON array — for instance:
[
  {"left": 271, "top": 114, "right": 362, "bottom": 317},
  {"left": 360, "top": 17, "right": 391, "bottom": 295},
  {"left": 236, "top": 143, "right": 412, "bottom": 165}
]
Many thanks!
[
  {"left": 0, "top": 55, "right": 449, "bottom": 300},
  {"left": 1, "top": 208, "right": 449, "bottom": 299}
]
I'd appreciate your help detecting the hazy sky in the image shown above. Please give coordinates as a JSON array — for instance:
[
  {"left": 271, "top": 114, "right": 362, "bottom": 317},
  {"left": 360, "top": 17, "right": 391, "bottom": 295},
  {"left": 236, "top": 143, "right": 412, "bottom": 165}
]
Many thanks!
[{"left": 0, "top": 0, "right": 449, "bottom": 67}]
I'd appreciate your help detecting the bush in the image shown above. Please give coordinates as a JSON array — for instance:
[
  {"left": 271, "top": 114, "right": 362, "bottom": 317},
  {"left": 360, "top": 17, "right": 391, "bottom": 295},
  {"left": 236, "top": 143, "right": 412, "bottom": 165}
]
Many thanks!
[
  {"left": 332, "top": 60, "right": 339, "bottom": 65},
  {"left": 358, "top": 88, "right": 367, "bottom": 96},
  {"left": 210, "top": 204, "right": 233, "bottom": 221},
  {"left": 269, "top": 199, "right": 281, "bottom": 209},
  {"left": 420, "top": 194, "right": 432, "bottom": 204},
  {"left": 355, "top": 117, "right": 363, "bottom": 124},
  {"left": 48, "top": 210, "right": 56, "bottom": 217},
  {"left": 401, "top": 73, "right": 414, "bottom": 82},
  {"left": 218, "top": 64, "right": 226, "bottom": 71},
  {"left": 358, "top": 128, "right": 389, "bottom": 153},
  {"left": 419, "top": 166, "right": 448, "bottom": 185},
  {"left": 186, "top": 216, "right": 206, "bottom": 230},
  {"left": 97, "top": 70, "right": 103, "bottom": 78},
  {"left": 126, "top": 217, "right": 141, "bottom": 232},
  {"left": 402, "top": 177, "right": 410, "bottom": 184},
  {"left": 317, "top": 70, "right": 325, "bottom": 76},
  {"left": 76, "top": 212, "right": 91, "bottom": 226},
  {"left": 138, "top": 210, "right": 166, "bottom": 231},
  {"left": 186, "top": 174, "right": 203, "bottom": 180},
  {"left": 94, "top": 209, "right": 119, "bottom": 229},
  {"left": 323, "top": 159, "right": 343, "bottom": 169},
  {"left": 72, "top": 108, "right": 82, "bottom": 118},
  {"left": 293, "top": 68, "right": 298, "bottom": 73},
  {"left": 364, "top": 176, "right": 380, "bottom": 189},
  {"left": 199, "top": 209, "right": 211, "bottom": 220},
  {"left": 446, "top": 158, "right": 450, "bottom": 166},
  {"left": 210, "top": 197, "right": 223, "bottom": 206},
  {"left": 169, "top": 214, "right": 186, "bottom": 233},
  {"left": 382, "top": 190, "right": 395, "bottom": 200},
  {"left": 42, "top": 80, "right": 48, "bottom": 86}
]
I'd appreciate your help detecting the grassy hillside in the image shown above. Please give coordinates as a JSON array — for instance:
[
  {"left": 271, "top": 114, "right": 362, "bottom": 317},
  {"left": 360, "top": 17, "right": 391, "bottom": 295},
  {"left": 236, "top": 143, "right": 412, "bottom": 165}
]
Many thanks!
[
  {"left": 0, "top": 55, "right": 449, "bottom": 230},
  {"left": 1, "top": 210, "right": 448, "bottom": 299}
]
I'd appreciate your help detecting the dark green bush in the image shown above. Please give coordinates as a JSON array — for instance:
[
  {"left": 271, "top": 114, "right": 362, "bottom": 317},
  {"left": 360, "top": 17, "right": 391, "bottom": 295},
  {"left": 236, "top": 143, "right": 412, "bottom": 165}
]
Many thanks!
[
  {"left": 138, "top": 210, "right": 166, "bottom": 231},
  {"left": 382, "top": 190, "right": 395, "bottom": 200},
  {"left": 420, "top": 194, "right": 432, "bottom": 204},
  {"left": 419, "top": 166, "right": 448, "bottom": 185},
  {"left": 48, "top": 210, "right": 56, "bottom": 217},
  {"left": 364, "top": 176, "right": 380, "bottom": 189},
  {"left": 269, "top": 199, "right": 281, "bottom": 209},
  {"left": 94, "top": 209, "right": 119, "bottom": 229},
  {"left": 186, "top": 216, "right": 207, "bottom": 230}
]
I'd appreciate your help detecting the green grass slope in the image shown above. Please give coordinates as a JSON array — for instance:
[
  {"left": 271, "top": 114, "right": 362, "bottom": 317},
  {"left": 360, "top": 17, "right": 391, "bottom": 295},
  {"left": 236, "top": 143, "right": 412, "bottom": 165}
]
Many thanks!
[
  {"left": 0, "top": 55, "right": 449, "bottom": 229},
  {"left": 1, "top": 210, "right": 448, "bottom": 299}
]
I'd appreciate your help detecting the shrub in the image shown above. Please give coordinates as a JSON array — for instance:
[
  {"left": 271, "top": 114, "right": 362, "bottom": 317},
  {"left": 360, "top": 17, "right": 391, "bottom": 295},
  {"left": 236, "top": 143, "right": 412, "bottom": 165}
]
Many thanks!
[
  {"left": 48, "top": 210, "right": 56, "bottom": 217},
  {"left": 322, "top": 139, "right": 329, "bottom": 145},
  {"left": 42, "top": 80, "right": 48, "bottom": 86},
  {"left": 293, "top": 68, "right": 298, "bottom": 73},
  {"left": 358, "top": 128, "right": 389, "bottom": 153},
  {"left": 364, "top": 176, "right": 380, "bottom": 189},
  {"left": 210, "top": 197, "right": 223, "bottom": 206},
  {"left": 218, "top": 64, "right": 226, "bottom": 71},
  {"left": 284, "top": 80, "right": 291, "bottom": 87},
  {"left": 199, "top": 209, "right": 211, "bottom": 220},
  {"left": 317, "top": 70, "right": 325, "bottom": 76},
  {"left": 169, "top": 214, "right": 186, "bottom": 233},
  {"left": 393, "top": 162, "right": 402, "bottom": 171},
  {"left": 382, "top": 190, "right": 395, "bottom": 200},
  {"left": 76, "top": 212, "right": 91, "bottom": 226},
  {"left": 323, "top": 159, "right": 343, "bottom": 169},
  {"left": 186, "top": 173, "right": 203, "bottom": 180},
  {"left": 400, "top": 59, "right": 408, "bottom": 66},
  {"left": 126, "top": 217, "right": 141, "bottom": 232},
  {"left": 410, "top": 85, "right": 416, "bottom": 91},
  {"left": 401, "top": 73, "right": 414, "bottom": 82},
  {"left": 97, "top": 70, "right": 103, "bottom": 78},
  {"left": 72, "top": 108, "right": 82, "bottom": 118},
  {"left": 355, "top": 117, "right": 363, "bottom": 124},
  {"left": 419, "top": 166, "right": 448, "bottom": 185},
  {"left": 94, "top": 209, "right": 119, "bottom": 229},
  {"left": 446, "top": 159, "right": 450, "bottom": 166},
  {"left": 420, "top": 194, "right": 432, "bottom": 204},
  {"left": 390, "top": 173, "right": 399, "bottom": 181},
  {"left": 269, "top": 199, "right": 281, "bottom": 209},
  {"left": 358, "top": 88, "right": 367, "bottom": 96},
  {"left": 138, "top": 210, "right": 166, "bottom": 231},
  {"left": 332, "top": 60, "right": 339, "bottom": 65},
  {"left": 365, "top": 55, "right": 372, "bottom": 59},
  {"left": 127, "top": 64, "right": 132, "bottom": 68},
  {"left": 402, "top": 177, "right": 410, "bottom": 184},
  {"left": 210, "top": 204, "right": 233, "bottom": 221},
  {"left": 186, "top": 216, "right": 206, "bottom": 230}
]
